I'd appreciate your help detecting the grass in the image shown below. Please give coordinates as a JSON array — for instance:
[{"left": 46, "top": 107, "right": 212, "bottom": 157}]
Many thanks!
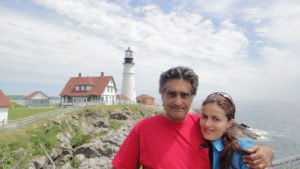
[
  {"left": 0, "top": 119, "right": 74, "bottom": 168},
  {"left": 108, "top": 119, "right": 123, "bottom": 130},
  {"left": 0, "top": 104, "right": 157, "bottom": 168},
  {"left": 71, "top": 157, "right": 81, "bottom": 168},
  {"left": 9, "top": 101, "right": 24, "bottom": 109},
  {"left": 8, "top": 107, "right": 60, "bottom": 120},
  {"left": 70, "top": 125, "right": 91, "bottom": 148},
  {"left": 0, "top": 120, "right": 52, "bottom": 168}
]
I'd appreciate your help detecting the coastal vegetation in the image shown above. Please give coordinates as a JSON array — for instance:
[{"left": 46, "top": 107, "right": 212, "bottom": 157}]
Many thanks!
[
  {"left": 8, "top": 101, "right": 60, "bottom": 120},
  {"left": 8, "top": 107, "right": 60, "bottom": 120},
  {"left": 0, "top": 104, "right": 160, "bottom": 168}
]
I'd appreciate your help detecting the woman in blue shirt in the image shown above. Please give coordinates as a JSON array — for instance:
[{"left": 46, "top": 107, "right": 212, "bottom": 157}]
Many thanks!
[{"left": 200, "top": 92, "right": 256, "bottom": 169}]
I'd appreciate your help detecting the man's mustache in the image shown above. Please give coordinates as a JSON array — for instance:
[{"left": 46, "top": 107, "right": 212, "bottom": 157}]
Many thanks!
[{"left": 170, "top": 105, "right": 185, "bottom": 109}]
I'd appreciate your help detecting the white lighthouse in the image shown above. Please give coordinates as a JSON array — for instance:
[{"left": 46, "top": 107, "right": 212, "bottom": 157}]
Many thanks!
[{"left": 121, "top": 47, "right": 136, "bottom": 104}]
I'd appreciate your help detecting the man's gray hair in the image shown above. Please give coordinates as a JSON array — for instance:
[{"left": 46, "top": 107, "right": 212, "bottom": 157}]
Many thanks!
[{"left": 159, "top": 66, "right": 199, "bottom": 95}]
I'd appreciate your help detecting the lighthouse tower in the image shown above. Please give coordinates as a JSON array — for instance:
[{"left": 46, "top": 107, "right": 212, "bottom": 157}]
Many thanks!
[{"left": 121, "top": 47, "right": 136, "bottom": 104}]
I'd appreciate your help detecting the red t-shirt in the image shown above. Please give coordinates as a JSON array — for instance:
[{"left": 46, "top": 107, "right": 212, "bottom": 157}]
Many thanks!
[{"left": 112, "top": 113, "right": 210, "bottom": 169}]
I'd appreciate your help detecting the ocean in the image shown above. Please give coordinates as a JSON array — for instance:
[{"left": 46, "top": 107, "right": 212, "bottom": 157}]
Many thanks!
[{"left": 235, "top": 100, "right": 300, "bottom": 161}]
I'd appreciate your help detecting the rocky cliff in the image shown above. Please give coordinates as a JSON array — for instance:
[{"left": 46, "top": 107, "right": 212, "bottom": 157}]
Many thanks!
[{"left": 27, "top": 105, "right": 161, "bottom": 169}]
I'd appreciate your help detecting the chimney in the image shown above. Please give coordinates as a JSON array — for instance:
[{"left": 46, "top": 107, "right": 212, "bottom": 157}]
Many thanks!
[
  {"left": 101, "top": 72, "right": 104, "bottom": 77},
  {"left": 78, "top": 73, "right": 82, "bottom": 78}
]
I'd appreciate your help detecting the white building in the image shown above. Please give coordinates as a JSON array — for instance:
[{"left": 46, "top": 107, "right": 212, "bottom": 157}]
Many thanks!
[
  {"left": 121, "top": 47, "right": 137, "bottom": 104},
  {"left": 0, "top": 90, "right": 11, "bottom": 125},
  {"left": 24, "top": 91, "right": 50, "bottom": 108},
  {"left": 60, "top": 72, "right": 117, "bottom": 106}
]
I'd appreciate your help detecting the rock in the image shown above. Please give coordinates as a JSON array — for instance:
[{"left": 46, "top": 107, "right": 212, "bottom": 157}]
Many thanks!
[
  {"left": 57, "top": 132, "right": 72, "bottom": 151},
  {"left": 100, "top": 143, "right": 119, "bottom": 158},
  {"left": 125, "top": 111, "right": 132, "bottom": 116},
  {"left": 99, "top": 156, "right": 113, "bottom": 168},
  {"left": 123, "top": 107, "right": 130, "bottom": 111},
  {"left": 78, "top": 157, "right": 111, "bottom": 169},
  {"left": 71, "top": 115, "right": 78, "bottom": 120},
  {"left": 25, "top": 105, "right": 159, "bottom": 169},
  {"left": 43, "top": 164, "right": 54, "bottom": 169},
  {"left": 61, "top": 162, "right": 73, "bottom": 169},
  {"left": 139, "top": 110, "right": 145, "bottom": 117},
  {"left": 93, "top": 118, "right": 108, "bottom": 128},
  {"left": 74, "top": 154, "right": 86, "bottom": 163},
  {"left": 109, "top": 112, "right": 128, "bottom": 120},
  {"left": 79, "top": 121, "right": 91, "bottom": 135},
  {"left": 62, "top": 148, "right": 73, "bottom": 156},
  {"left": 28, "top": 163, "right": 35, "bottom": 169},
  {"left": 91, "top": 128, "right": 108, "bottom": 136},
  {"left": 50, "top": 147, "right": 62, "bottom": 160},
  {"left": 62, "top": 154, "right": 73, "bottom": 163},
  {"left": 29, "top": 156, "right": 47, "bottom": 169},
  {"left": 52, "top": 119, "right": 61, "bottom": 125},
  {"left": 74, "top": 141, "right": 103, "bottom": 158},
  {"left": 84, "top": 109, "right": 97, "bottom": 117}
]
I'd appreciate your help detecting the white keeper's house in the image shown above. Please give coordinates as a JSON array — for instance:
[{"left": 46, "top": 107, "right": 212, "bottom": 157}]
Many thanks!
[
  {"left": 60, "top": 72, "right": 117, "bottom": 107},
  {"left": 24, "top": 91, "right": 50, "bottom": 108},
  {"left": 0, "top": 90, "right": 11, "bottom": 125}
]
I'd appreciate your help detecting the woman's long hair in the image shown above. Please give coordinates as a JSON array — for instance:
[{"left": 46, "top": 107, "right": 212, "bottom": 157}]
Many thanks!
[{"left": 202, "top": 93, "right": 247, "bottom": 169}]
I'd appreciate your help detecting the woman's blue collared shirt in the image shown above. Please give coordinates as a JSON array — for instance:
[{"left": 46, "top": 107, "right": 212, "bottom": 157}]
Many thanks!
[{"left": 211, "top": 137, "right": 255, "bottom": 169}]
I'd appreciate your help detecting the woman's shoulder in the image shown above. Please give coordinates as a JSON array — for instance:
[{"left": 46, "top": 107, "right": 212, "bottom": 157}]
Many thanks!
[{"left": 236, "top": 136, "right": 256, "bottom": 150}]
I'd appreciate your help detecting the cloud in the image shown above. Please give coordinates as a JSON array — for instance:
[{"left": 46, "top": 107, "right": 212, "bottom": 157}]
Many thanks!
[
  {"left": 1, "top": 0, "right": 300, "bottom": 103},
  {"left": 245, "top": 1, "right": 300, "bottom": 48}
]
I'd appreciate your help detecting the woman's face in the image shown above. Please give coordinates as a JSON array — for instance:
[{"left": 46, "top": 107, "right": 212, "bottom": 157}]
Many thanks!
[{"left": 200, "top": 103, "right": 234, "bottom": 142}]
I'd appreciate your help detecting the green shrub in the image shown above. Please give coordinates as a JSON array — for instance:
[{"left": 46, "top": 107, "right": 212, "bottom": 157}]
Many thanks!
[
  {"left": 71, "top": 157, "right": 81, "bottom": 168},
  {"left": 29, "top": 125, "right": 59, "bottom": 150},
  {"left": 70, "top": 125, "right": 90, "bottom": 148},
  {"left": 127, "top": 105, "right": 140, "bottom": 113},
  {"left": 95, "top": 131, "right": 108, "bottom": 137},
  {"left": 32, "top": 147, "right": 45, "bottom": 156},
  {"left": 60, "top": 120, "right": 70, "bottom": 132},
  {"left": 108, "top": 119, "right": 123, "bottom": 130}
]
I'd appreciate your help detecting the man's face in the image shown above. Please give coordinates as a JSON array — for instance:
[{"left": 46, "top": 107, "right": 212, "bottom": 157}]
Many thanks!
[{"left": 162, "top": 78, "right": 193, "bottom": 122}]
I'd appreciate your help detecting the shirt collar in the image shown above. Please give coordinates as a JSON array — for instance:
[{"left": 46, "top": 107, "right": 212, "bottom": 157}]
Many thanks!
[{"left": 212, "top": 137, "right": 223, "bottom": 152}]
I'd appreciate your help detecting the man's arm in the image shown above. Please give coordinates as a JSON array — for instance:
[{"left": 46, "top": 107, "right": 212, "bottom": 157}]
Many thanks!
[
  {"left": 112, "top": 126, "right": 141, "bottom": 169},
  {"left": 243, "top": 145, "right": 274, "bottom": 169}
]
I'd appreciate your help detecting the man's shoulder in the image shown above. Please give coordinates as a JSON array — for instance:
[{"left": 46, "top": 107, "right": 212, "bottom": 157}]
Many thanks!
[{"left": 135, "top": 114, "right": 164, "bottom": 126}]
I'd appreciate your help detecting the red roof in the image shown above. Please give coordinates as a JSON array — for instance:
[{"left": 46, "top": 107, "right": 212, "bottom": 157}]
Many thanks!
[
  {"left": 24, "top": 91, "right": 39, "bottom": 99},
  {"left": 0, "top": 90, "right": 11, "bottom": 107},
  {"left": 60, "top": 75, "right": 115, "bottom": 96},
  {"left": 116, "top": 94, "right": 129, "bottom": 100},
  {"left": 24, "top": 91, "right": 48, "bottom": 99},
  {"left": 136, "top": 94, "right": 154, "bottom": 100}
]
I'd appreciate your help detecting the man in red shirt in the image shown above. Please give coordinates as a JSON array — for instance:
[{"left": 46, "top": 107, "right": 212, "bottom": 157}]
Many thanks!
[{"left": 112, "top": 66, "right": 273, "bottom": 169}]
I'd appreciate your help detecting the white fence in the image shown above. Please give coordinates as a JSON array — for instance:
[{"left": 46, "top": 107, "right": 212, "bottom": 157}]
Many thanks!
[
  {"left": 0, "top": 107, "right": 82, "bottom": 131},
  {"left": 272, "top": 154, "right": 300, "bottom": 169}
]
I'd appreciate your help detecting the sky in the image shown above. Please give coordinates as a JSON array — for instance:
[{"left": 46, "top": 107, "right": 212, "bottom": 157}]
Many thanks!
[{"left": 1, "top": 0, "right": 300, "bottom": 106}]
